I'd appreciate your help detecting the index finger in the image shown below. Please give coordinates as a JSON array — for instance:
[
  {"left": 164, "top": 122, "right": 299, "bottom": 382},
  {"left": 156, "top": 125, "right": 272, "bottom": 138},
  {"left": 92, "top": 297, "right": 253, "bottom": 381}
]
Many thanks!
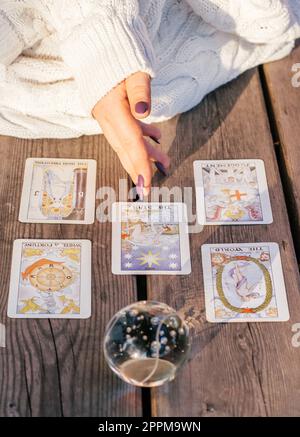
[{"left": 98, "top": 97, "right": 153, "bottom": 193}]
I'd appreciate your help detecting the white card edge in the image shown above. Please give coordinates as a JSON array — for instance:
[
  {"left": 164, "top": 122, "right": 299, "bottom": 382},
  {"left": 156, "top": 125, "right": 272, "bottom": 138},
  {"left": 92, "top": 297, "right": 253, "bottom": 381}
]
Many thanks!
[
  {"left": 19, "top": 158, "right": 97, "bottom": 224},
  {"left": 111, "top": 202, "right": 191, "bottom": 275},
  {"left": 7, "top": 239, "right": 92, "bottom": 319},
  {"left": 201, "top": 242, "right": 290, "bottom": 323}
]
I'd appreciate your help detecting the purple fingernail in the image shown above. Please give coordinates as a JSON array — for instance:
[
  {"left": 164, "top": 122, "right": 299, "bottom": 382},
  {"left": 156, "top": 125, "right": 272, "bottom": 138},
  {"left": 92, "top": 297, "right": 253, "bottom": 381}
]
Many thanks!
[
  {"left": 137, "top": 174, "right": 144, "bottom": 201},
  {"left": 135, "top": 102, "right": 148, "bottom": 114},
  {"left": 150, "top": 135, "right": 160, "bottom": 144},
  {"left": 155, "top": 161, "right": 168, "bottom": 177}
]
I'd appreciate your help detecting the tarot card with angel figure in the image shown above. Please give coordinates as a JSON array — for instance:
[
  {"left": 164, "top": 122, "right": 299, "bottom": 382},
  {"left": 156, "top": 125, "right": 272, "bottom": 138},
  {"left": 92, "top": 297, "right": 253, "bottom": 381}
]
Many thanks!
[
  {"left": 7, "top": 239, "right": 91, "bottom": 318},
  {"left": 112, "top": 202, "right": 191, "bottom": 274},
  {"left": 201, "top": 243, "right": 289, "bottom": 322},
  {"left": 194, "top": 159, "right": 273, "bottom": 225},
  {"left": 19, "top": 158, "right": 96, "bottom": 224}
]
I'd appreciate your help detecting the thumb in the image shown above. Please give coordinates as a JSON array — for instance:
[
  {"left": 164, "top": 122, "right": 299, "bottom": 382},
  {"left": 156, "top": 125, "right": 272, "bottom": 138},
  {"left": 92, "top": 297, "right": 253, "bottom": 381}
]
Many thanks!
[{"left": 125, "top": 71, "right": 151, "bottom": 119}]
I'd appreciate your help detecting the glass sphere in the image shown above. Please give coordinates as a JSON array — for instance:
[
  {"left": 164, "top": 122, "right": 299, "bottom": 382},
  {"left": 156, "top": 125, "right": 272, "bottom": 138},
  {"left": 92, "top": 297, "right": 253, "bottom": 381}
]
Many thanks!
[{"left": 103, "top": 300, "right": 190, "bottom": 387}]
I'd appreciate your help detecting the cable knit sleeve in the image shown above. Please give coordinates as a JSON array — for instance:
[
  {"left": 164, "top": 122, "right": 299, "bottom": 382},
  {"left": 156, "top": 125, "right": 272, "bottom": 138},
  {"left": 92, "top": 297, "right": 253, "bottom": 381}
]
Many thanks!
[
  {"left": 0, "top": 12, "right": 22, "bottom": 65},
  {"left": 0, "top": 1, "right": 48, "bottom": 65},
  {"left": 42, "top": 0, "right": 155, "bottom": 113},
  {"left": 185, "top": 0, "right": 293, "bottom": 43}
]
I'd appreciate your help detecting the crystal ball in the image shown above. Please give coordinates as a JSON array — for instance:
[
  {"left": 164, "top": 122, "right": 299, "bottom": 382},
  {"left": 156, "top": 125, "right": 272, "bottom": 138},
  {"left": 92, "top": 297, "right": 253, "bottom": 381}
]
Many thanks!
[{"left": 103, "top": 300, "right": 190, "bottom": 387}]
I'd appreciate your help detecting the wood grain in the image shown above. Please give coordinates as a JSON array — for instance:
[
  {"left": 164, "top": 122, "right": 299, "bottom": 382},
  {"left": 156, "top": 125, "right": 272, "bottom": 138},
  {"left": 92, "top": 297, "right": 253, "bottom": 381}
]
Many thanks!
[
  {"left": 0, "top": 135, "right": 142, "bottom": 417},
  {"left": 1, "top": 62, "right": 300, "bottom": 418},
  {"left": 263, "top": 42, "right": 300, "bottom": 257},
  {"left": 148, "top": 69, "right": 300, "bottom": 417}
]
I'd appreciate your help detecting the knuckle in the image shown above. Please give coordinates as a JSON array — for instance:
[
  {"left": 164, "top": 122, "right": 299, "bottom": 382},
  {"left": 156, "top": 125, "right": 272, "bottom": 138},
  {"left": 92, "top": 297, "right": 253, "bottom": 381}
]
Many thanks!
[{"left": 130, "top": 85, "right": 150, "bottom": 99}]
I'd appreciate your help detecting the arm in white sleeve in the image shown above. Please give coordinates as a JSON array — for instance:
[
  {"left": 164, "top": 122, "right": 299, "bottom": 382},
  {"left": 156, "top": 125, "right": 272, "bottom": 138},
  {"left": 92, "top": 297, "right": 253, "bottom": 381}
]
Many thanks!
[{"left": 42, "top": 0, "right": 156, "bottom": 113}]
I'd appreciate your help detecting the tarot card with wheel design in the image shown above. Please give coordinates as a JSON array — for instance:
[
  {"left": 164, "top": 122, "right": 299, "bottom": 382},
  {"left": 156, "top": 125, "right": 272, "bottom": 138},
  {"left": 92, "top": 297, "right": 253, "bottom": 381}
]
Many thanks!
[{"left": 7, "top": 239, "right": 91, "bottom": 318}]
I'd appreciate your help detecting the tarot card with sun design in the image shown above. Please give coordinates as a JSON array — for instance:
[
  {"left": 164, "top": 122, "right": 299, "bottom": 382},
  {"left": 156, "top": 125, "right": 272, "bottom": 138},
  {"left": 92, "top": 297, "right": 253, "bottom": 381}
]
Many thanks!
[
  {"left": 194, "top": 159, "right": 273, "bottom": 225},
  {"left": 201, "top": 243, "right": 289, "bottom": 322},
  {"left": 19, "top": 158, "right": 96, "bottom": 224},
  {"left": 7, "top": 239, "right": 91, "bottom": 318},
  {"left": 112, "top": 202, "right": 191, "bottom": 275}
]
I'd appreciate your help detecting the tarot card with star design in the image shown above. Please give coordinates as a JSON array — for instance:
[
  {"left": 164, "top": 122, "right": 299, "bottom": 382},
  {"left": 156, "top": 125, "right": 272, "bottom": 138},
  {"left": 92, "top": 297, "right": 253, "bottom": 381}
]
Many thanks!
[
  {"left": 112, "top": 202, "right": 191, "bottom": 275},
  {"left": 7, "top": 239, "right": 91, "bottom": 318},
  {"left": 194, "top": 159, "right": 273, "bottom": 225},
  {"left": 201, "top": 243, "right": 289, "bottom": 322},
  {"left": 19, "top": 158, "right": 97, "bottom": 224}
]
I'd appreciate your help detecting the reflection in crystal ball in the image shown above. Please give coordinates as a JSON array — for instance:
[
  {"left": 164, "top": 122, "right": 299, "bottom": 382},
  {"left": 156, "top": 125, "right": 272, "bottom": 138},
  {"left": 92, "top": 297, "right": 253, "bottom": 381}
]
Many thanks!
[{"left": 103, "top": 301, "right": 190, "bottom": 387}]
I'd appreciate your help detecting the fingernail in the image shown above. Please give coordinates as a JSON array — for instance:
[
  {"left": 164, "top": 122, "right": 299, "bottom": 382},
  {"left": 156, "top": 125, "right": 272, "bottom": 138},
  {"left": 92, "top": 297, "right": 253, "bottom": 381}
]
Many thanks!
[
  {"left": 150, "top": 135, "right": 160, "bottom": 144},
  {"left": 135, "top": 102, "right": 149, "bottom": 114},
  {"left": 137, "top": 174, "right": 144, "bottom": 201},
  {"left": 155, "top": 161, "right": 168, "bottom": 177}
]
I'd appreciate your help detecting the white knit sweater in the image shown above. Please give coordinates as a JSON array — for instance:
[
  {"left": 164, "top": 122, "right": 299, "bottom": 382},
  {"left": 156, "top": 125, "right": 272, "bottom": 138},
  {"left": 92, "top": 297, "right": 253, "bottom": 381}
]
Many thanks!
[{"left": 0, "top": 0, "right": 299, "bottom": 139}]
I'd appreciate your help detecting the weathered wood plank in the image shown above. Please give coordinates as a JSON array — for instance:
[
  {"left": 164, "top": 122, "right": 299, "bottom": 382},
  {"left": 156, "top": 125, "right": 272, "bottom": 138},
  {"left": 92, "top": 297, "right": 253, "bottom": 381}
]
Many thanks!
[
  {"left": 149, "top": 69, "right": 300, "bottom": 416},
  {"left": 0, "top": 135, "right": 142, "bottom": 417},
  {"left": 263, "top": 42, "right": 300, "bottom": 257}
]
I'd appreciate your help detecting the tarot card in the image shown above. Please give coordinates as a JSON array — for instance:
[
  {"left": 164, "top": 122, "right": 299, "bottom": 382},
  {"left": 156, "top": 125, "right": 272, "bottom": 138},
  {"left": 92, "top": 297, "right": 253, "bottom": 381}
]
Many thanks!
[
  {"left": 194, "top": 159, "right": 273, "bottom": 225},
  {"left": 19, "top": 158, "right": 97, "bottom": 224},
  {"left": 7, "top": 239, "right": 91, "bottom": 319},
  {"left": 201, "top": 243, "right": 289, "bottom": 322},
  {"left": 112, "top": 202, "right": 191, "bottom": 275}
]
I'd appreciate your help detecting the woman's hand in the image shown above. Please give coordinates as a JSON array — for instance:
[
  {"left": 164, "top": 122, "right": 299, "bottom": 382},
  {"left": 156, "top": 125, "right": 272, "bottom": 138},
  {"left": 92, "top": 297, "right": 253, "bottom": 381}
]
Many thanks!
[{"left": 92, "top": 72, "right": 170, "bottom": 196}]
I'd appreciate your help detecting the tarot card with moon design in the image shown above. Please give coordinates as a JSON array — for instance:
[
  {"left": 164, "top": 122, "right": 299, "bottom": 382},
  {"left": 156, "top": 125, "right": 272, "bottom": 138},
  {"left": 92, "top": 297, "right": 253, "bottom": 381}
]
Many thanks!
[
  {"left": 19, "top": 158, "right": 96, "bottom": 224},
  {"left": 112, "top": 202, "right": 191, "bottom": 275},
  {"left": 201, "top": 243, "right": 289, "bottom": 322},
  {"left": 194, "top": 159, "right": 273, "bottom": 225},
  {"left": 7, "top": 239, "right": 91, "bottom": 318}
]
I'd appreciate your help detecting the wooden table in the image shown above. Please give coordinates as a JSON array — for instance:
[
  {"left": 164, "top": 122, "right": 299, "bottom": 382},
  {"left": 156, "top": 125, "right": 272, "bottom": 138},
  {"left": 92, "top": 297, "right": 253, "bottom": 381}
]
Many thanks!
[{"left": 1, "top": 44, "right": 300, "bottom": 417}]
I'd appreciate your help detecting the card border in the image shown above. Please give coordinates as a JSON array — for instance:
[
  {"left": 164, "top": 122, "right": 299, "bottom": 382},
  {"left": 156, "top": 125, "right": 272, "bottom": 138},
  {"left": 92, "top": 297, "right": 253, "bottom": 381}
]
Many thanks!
[
  {"left": 201, "top": 242, "right": 289, "bottom": 323},
  {"left": 112, "top": 202, "right": 191, "bottom": 275},
  {"left": 193, "top": 159, "right": 273, "bottom": 225},
  {"left": 18, "top": 158, "right": 97, "bottom": 224},
  {"left": 7, "top": 239, "right": 92, "bottom": 319}
]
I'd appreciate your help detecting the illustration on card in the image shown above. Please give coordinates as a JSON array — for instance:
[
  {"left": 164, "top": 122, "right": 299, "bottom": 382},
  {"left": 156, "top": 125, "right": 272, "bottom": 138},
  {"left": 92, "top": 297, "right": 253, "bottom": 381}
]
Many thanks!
[
  {"left": 28, "top": 162, "right": 87, "bottom": 221},
  {"left": 120, "top": 205, "right": 181, "bottom": 271},
  {"left": 202, "top": 163, "right": 263, "bottom": 222},
  {"left": 209, "top": 247, "right": 278, "bottom": 320},
  {"left": 17, "top": 242, "right": 81, "bottom": 315}
]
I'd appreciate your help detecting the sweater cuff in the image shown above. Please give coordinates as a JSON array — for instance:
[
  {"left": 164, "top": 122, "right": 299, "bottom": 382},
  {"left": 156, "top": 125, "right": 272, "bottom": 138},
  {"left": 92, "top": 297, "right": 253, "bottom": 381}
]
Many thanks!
[
  {"left": 0, "top": 15, "right": 23, "bottom": 65},
  {"left": 60, "top": 12, "right": 155, "bottom": 113}
]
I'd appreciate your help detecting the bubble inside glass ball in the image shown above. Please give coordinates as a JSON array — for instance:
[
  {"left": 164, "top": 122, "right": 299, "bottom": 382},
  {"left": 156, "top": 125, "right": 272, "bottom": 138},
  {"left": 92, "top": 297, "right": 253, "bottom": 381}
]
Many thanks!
[{"left": 103, "top": 301, "right": 190, "bottom": 387}]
